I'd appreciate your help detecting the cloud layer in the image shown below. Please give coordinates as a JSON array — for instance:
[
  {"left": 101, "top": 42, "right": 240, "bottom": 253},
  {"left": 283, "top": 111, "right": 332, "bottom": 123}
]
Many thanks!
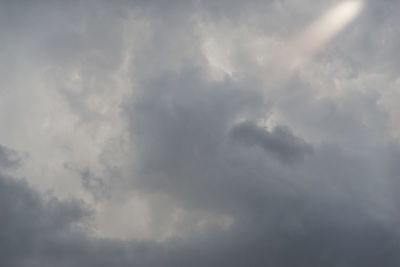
[{"left": 1, "top": 0, "right": 400, "bottom": 266}]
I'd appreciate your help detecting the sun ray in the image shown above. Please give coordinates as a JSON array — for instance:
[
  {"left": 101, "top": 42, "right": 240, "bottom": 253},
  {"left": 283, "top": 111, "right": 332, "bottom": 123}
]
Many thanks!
[{"left": 288, "top": 0, "right": 364, "bottom": 70}]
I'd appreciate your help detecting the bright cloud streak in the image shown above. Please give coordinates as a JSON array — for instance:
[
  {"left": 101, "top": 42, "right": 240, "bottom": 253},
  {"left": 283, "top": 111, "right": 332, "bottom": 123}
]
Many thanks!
[{"left": 289, "top": 0, "right": 364, "bottom": 69}]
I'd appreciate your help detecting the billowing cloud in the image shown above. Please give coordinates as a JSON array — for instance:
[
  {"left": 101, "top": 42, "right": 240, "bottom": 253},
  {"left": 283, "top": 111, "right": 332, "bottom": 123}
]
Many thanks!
[{"left": 1, "top": 0, "right": 400, "bottom": 266}]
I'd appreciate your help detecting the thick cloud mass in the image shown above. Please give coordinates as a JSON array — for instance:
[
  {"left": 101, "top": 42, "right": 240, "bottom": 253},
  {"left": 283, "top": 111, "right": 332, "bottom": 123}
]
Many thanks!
[{"left": 2, "top": 0, "right": 400, "bottom": 266}]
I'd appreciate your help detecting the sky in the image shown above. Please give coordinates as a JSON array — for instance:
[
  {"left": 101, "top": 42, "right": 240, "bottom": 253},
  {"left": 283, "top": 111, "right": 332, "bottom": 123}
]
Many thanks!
[{"left": 1, "top": 0, "right": 400, "bottom": 266}]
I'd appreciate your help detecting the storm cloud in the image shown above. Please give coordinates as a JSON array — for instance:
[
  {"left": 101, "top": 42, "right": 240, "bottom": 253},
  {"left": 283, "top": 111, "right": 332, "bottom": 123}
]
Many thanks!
[{"left": 1, "top": 0, "right": 400, "bottom": 266}]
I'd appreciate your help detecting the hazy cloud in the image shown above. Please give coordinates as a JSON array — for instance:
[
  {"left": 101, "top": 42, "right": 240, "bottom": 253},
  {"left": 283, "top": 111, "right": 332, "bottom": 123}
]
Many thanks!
[
  {"left": 1, "top": 0, "right": 400, "bottom": 266},
  {"left": 0, "top": 145, "right": 20, "bottom": 169}
]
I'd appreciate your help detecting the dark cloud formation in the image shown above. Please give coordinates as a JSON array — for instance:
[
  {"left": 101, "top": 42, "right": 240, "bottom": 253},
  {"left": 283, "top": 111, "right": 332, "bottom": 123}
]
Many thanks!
[
  {"left": 230, "top": 121, "right": 313, "bottom": 163},
  {"left": 0, "top": 174, "right": 87, "bottom": 267},
  {"left": 2, "top": 0, "right": 400, "bottom": 266},
  {"left": 0, "top": 145, "right": 20, "bottom": 169},
  {"left": 125, "top": 66, "right": 400, "bottom": 266},
  {"left": 2, "top": 118, "right": 400, "bottom": 267}
]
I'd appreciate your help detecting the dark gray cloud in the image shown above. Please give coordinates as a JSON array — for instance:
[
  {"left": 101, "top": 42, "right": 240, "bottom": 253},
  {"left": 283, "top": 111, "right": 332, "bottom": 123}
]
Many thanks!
[
  {"left": 122, "top": 65, "right": 400, "bottom": 266},
  {"left": 1, "top": 142, "right": 400, "bottom": 266},
  {"left": 2, "top": 0, "right": 400, "bottom": 266},
  {"left": 230, "top": 121, "right": 313, "bottom": 163},
  {"left": 0, "top": 145, "right": 20, "bottom": 169},
  {"left": 0, "top": 173, "right": 155, "bottom": 267}
]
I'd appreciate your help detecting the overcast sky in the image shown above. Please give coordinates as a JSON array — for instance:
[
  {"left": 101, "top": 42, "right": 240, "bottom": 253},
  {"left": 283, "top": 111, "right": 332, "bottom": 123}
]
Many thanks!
[{"left": 1, "top": 0, "right": 400, "bottom": 266}]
